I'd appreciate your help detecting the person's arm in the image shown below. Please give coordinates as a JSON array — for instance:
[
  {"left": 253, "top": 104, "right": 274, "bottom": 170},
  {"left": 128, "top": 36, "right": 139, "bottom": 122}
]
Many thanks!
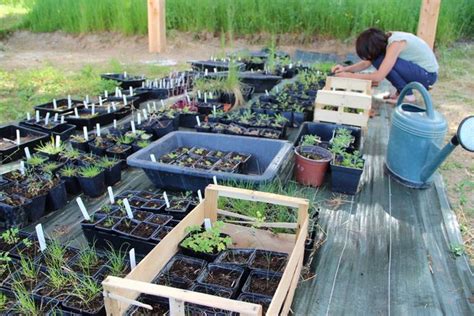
[
  {"left": 332, "top": 60, "right": 372, "bottom": 73},
  {"left": 335, "top": 41, "right": 406, "bottom": 83}
]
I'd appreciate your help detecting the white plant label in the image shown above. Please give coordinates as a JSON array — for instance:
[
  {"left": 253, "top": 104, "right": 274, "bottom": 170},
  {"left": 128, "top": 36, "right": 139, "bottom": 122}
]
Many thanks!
[
  {"left": 86, "top": 95, "right": 90, "bottom": 103},
  {"left": 76, "top": 197, "right": 90, "bottom": 221},
  {"left": 146, "top": 103, "right": 151, "bottom": 113},
  {"left": 213, "top": 68, "right": 218, "bottom": 73},
  {"left": 74, "top": 107, "right": 79, "bottom": 118},
  {"left": 265, "top": 90, "right": 269, "bottom": 96},
  {"left": 83, "top": 100, "right": 89, "bottom": 109},
  {"left": 36, "top": 110, "right": 40, "bottom": 122},
  {"left": 204, "top": 69, "right": 208, "bottom": 76},
  {"left": 204, "top": 218, "right": 212, "bottom": 231},
  {"left": 213, "top": 176, "right": 218, "bottom": 185},
  {"left": 197, "top": 190, "right": 203, "bottom": 203},
  {"left": 35, "top": 224, "right": 47, "bottom": 252},
  {"left": 24, "top": 147, "right": 31, "bottom": 160},
  {"left": 142, "top": 109, "right": 148, "bottom": 120},
  {"left": 19, "top": 161, "right": 25, "bottom": 175},
  {"left": 115, "top": 87, "right": 120, "bottom": 95},
  {"left": 112, "top": 102, "right": 117, "bottom": 111},
  {"left": 160, "top": 100, "right": 165, "bottom": 108},
  {"left": 163, "top": 192, "right": 170, "bottom": 208},
  {"left": 129, "top": 86, "right": 134, "bottom": 96},
  {"left": 16, "top": 129, "right": 21, "bottom": 145},
  {"left": 153, "top": 102, "right": 157, "bottom": 111},
  {"left": 213, "top": 105, "right": 217, "bottom": 117},
  {"left": 137, "top": 113, "right": 142, "bottom": 125},
  {"left": 61, "top": 116, "right": 65, "bottom": 124},
  {"left": 44, "top": 112, "right": 50, "bottom": 126},
  {"left": 131, "top": 121, "right": 136, "bottom": 134},
  {"left": 68, "top": 95, "right": 72, "bottom": 108},
  {"left": 198, "top": 90, "right": 202, "bottom": 98},
  {"left": 91, "top": 104, "right": 96, "bottom": 115},
  {"left": 107, "top": 105, "right": 111, "bottom": 113},
  {"left": 276, "top": 86, "right": 279, "bottom": 93},
  {"left": 150, "top": 154, "right": 157, "bottom": 162},
  {"left": 96, "top": 123, "right": 101, "bottom": 137},
  {"left": 99, "top": 96, "right": 103, "bottom": 107},
  {"left": 53, "top": 99, "right": 57, "bottom": 109},
  {"left": 204, "top": 94, "right": 207, "bottom": 103},
  {"left": 55, "top": 135, "right": 61, "bottom": 148},
  {"left": 124, "top": 71, "right": 127, "bottom": 78},
  {"left": 104, "top": 90, "right": 108, "bottom": 98},
  {"left": 107, "top": 186, "right": 115, "bottom": 204},
  {"left": 186, "top": 95, "right": 191, "bottom": 103},
  {"left": 54, "top": 113, "right": 59, "bottom": 122},
  {"left": 123, "top": 95, "right": 127, "bottom": 106},
  {"left": 113, "top": 119, "right": 117, "bottom": 129},
  {"left": 129, "top": 248, "right": 137, "bottom": 269},
  {"left": 196, "top": 116, "right": 201, "bottom": 127},
  {"left": 83, "top": 126, "right": 89, "bottom": 140},
  {"left": 123, "top": 198, "right": 134, "bottom": 219},
  {"left": 26, "top": 112, "right": 31, "bottom": 121}
]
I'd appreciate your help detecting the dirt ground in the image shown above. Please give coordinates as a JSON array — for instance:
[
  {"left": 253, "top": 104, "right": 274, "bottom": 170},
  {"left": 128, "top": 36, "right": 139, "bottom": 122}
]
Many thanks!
[{"left": 0, "top": 31, "right": 472, "bottom": 262}]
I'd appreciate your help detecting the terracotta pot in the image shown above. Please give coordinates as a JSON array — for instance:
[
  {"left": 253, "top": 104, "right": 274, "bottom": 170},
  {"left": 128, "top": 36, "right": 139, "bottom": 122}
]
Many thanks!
[{"left": 294, "top": 146, "right": 332, "bottom": 187}]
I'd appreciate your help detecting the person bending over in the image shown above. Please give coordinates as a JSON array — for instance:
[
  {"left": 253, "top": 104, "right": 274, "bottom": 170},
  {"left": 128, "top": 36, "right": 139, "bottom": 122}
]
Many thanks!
[{"left": 332, "top": 28, "right": 438, "bottom": 103}]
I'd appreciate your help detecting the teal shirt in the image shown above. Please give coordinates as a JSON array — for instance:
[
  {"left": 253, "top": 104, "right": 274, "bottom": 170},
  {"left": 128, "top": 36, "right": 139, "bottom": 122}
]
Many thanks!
[{"left": 388, "top": 31, "right": 439, "bottom": 73}]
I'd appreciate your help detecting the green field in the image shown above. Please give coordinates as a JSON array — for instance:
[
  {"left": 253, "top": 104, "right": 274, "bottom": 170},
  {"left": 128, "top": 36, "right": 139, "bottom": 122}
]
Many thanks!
[{"left": 3, "top": 0, "right": 473, "bottom": 44}]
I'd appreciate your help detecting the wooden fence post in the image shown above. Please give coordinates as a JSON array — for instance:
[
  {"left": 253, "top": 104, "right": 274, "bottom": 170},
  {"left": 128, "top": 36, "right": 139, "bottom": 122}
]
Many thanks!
[
  {"left": 417, "top": 0, "right": 441, "bottom": 49},
  {"left": 148, "top": 0, "right": 166, "bottom": 53}
]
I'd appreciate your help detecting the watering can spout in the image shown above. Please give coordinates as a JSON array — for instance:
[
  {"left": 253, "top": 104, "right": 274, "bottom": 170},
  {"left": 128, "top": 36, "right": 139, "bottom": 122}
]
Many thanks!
[{"left": 420, "top": 136, "right": 458, "bottom": 182}]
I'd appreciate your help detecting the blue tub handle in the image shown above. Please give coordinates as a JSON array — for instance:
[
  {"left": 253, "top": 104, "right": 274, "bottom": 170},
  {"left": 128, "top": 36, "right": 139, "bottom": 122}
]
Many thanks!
[{"left": 397, "top": 82, "right": 435, "bottom": 119}]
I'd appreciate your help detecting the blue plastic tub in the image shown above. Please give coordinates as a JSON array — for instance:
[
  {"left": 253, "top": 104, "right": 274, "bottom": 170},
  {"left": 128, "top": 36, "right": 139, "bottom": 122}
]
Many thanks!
[{"left": 127, "top": 131, "right": 294, "bottom": 191}]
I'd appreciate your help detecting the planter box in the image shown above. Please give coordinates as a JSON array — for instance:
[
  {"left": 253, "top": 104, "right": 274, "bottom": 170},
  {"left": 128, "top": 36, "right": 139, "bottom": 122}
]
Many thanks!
[
  {"left": 102, "top": 185, "right": 309, "bottom": 316},
  {"left": 19, "top": 121, "right": 76, "bottom": 141},
  {"left": 314, "top": 77, "right": 372, "bottom": 128},
  {"left": 330, "top": 161, "right": 365, "bottom": 195},
  {"left": 294, "top": 121, "right": 363, "bottom": 151},
  {"left": 0, "top": 125, "right": 49, "bottom": 163},
  {"left": 127, "top": 132, "right": 293, "bottom": 191},
  {"left": 34, "top": 98, "right": 83, "bottom": 116},
  {"left": 66, "top": 109, "right": 115, "bottom": 130}
]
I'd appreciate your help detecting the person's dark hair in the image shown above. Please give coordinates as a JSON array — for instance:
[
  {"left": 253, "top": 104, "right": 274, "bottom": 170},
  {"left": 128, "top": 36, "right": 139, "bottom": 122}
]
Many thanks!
[{"left": 356, "top": 28, "right": 389, "bottom": 61}]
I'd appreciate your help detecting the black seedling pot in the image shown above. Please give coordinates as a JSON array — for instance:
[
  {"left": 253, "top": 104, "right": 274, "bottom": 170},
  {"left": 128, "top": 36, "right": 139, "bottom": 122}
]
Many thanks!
[
  {"left": 106, "top": 145, "right": 133, "bottom": 166},
  {"left": 237, "top": 293, "right": 272, "bottom": 314},
  {"left": 249, "top": 249, "right": 288, "bottom": 273},
  {"left": 187, "top": 284, "right": 234, "bottom": 315},
  {"left": 196, "top": 263, "right": 246, "bottom": 298},
  {"left": 179, "top": 232, "right": 230, "bottom": 262},
  {"left": 241, "top": 270, "right": 283, "bottom": 297},
  {"left": 88, "top": 140, "right": 113, "bottom": 156},
  {"left": 214, "top": 248, "right": 256, "bottom": 268},
  {"left": 195, "top": 124, "right": 213, "bottom": 133},
  {"left": 293, "top": 111, "right": 307, "bottom": 127},
  {"left": 70, "top": 139, "right": 90, "bottom": 152},
  {"left": 152, "top": 119, "right": 174, "bottom": 138},
  {"left": 78, "top": 171, "right": 106, "bottom": 198},
  {"left": 0, "top": 194, "right": 30, "bottom": 228},
  {"left": 103, "top": 161, "right": 122, "bottom": 186},
  {"left": 27, "top": 192, "right": 47, "bottom": 222},
  {"left": 61, "top": 175, "right": 82, "bottom": 195},
  {"left": 140, "top": 199, "right": 166, "bottom": 213},
  {"left": 150, "top": 225, "right": 173, "bottom": 243},
  {"left": 62, "top": 293, "right": 105, "bottom": 316},
  {"left": 161, "top": 254, "right": 207, "bottom": 283},
  {"left": 95, "top": 216, "right": 121, "bottom": 233},
  {"left": 45, "top": 180, "right": 67, "bottom": 212},
  {"left": 130, "top": 222, "right": 161, "bottom": 241},
  {"left": 179, "top": 113, "right": 204, "bottom": 129},
  {"left": 330, "top": 160, "right": 365, "bottom": 195},
  {"left": 111, "top": 218, "right": 141, "bottom": 237},
  {"left": 152, "top": 272, "right": 192, "bottom": 290}
]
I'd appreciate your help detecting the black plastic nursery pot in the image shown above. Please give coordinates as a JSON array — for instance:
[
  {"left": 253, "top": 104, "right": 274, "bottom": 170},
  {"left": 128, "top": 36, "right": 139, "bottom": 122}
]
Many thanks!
[
  {"left": 34, "top": 98, "right": 83, "bottom": 116},
  {"left": 187, "top": 284, "right": 234, "bottom": 315},
  {"left": 62, "top": 293, "right": 105, "bottom": 316},
  {"left": 294, "top": 121, "right": 363, "bottom": 150},
  {"left": 61, "top": 174, "right": 82, "bottom": 195},
  {"left": 330, "top": 161, "right": 365, "bottom": 195},
  {"left": 241, "top": 269, "right": 283, "bottom": 298},
  {"left": 103, "top": 161, "right": 122, "bottom": 186},
  {"left": 191, "top": 60, "right": 245, "bottom": 72},
  {"left": 179, "top": 113, "right": 206, "bottom": 128},
  {"left": 127, "top": 132, "right": 294, "bottom": 191},
  {"left": 125, "top": 295, "right": 170, "bottom": 315},
  {"left": 249, "top": 249, "right": 288, "bottom": 273},
  {"left": 0, "top": 195, "right": 30, "bottom": 228},
  {"left": 161, "top": 254, "right": 207, "bottom": 283},
  {"left": 179, "top": 232, "right": 230, "bottom": 262},
  {"left": 26, "top": 192, "right": 47, "bottom": 222},
  {"left": 239, "top": 72, "right": 283, "bottom": 93},
  {"left": 88, "top": 139, "right": 113, "bottom": 156},
  {"left": 196, "top": 263, "right": 246, "bottom": 298},
  {"left": 66, "top": 109, "right": 115, "bottom": 130},
  {"left": 106, "top": 145, "right": 133, "bottom": 163},
  {"left": 101, "top": 73, "right": 145, "bottom": 89},
  {"left": 77, "top": 171, "right": 106, "bottom": 198},
  {"left": 45, "top": 180, "right": 67, "bottom": 212},
  {"left": 0, "top": 125, "right": 49, "bottom": 163},
  {"left": 20, "top": 121, "right": 77, "bottom": 141},
  {"left": 130, "top": 222, "right": 161, "bottom": 241},
  {"left": 237, "top": 293, "right": 273, "bottom": 314},
  {"left": 135, "top": 87, "right": 169, "bottom": 100},
  {"left": 70, "top": 137, "right": 91, "bottom": 152},
  {"left": 214, "top": 248, "right": 255, "bottom": 268},
  {"left": 152, "top": 119, "right": 175, "bottom": 138}
]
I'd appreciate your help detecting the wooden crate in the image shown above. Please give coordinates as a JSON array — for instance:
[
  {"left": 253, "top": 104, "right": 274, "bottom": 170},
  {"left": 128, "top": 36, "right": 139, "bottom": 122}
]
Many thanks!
[
  {"left": 314, "top": 76, "right": 372, "bottom": 127},
  {"left": 102, "top": 184, "right": 309, "bottom": 316}
]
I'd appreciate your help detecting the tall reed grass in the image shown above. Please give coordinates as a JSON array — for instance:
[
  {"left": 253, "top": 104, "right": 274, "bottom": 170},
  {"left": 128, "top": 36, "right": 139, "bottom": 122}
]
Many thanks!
[{"left": 21, "top": 0, "right": 474, "bottom": 44}]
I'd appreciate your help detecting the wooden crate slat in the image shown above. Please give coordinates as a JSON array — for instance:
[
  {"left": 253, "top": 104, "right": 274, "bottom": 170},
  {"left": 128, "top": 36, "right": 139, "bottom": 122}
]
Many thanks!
[
  {"left": 314, "top": 108, "right": 370, "bottom": 127},
  {"left": 315, "top": 90, "right": 372, "bottom": 110},
  {"left": 325, "top": 76, "right": 372, "bottom": 94}
]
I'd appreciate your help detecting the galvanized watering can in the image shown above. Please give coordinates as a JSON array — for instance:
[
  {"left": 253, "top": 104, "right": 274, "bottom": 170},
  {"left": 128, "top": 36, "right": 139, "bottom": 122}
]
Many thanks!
[{"left": 386, "top": 82, "right": 474, "bottom": 188}]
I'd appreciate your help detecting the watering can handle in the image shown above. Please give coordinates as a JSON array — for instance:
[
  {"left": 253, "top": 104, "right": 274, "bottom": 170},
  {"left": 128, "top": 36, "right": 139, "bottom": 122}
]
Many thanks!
[{"left": 397, "top": 82, "right": 435, "bottom": 119}]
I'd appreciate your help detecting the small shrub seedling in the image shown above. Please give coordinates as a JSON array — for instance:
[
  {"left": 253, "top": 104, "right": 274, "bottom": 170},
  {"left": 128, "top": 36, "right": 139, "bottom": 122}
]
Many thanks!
[
  {"left": 78, "top": 166, "right": 102, "bottom": 178},
  {"left": 181, "top": 221, "right": 232, "bottom": 254}
]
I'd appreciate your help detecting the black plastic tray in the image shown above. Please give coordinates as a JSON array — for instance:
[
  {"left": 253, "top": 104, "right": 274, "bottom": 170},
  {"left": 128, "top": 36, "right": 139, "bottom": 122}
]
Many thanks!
[
  {"left": 294, "top": 121, "right": 363, "bottom": 151},
  {"left": 101, "top": 73, "right": 146, "bottom": 89},
  {"left": 34, "top": 98, "right": 83, "bottom": 116},
  {"left": 0, "top": 125, "right": 49, "bottom": 163}
]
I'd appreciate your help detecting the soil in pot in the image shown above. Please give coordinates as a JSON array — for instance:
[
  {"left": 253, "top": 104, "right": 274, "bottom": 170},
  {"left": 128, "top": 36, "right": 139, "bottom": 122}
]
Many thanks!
[
  {"left": 213, "top": 160, "right": 240, "bottom": 173},
  {"left": 215, "top": 248, "right": 255, "bottom": 267},
  {"left": 96, "top": 216, "right": 120, "bottom": 231},
  {"left": 294, "top": 145, "right": 332, "bottom": 187},
  {"left": 206, "top": 150, "right": 227, "bottom": 159},
  {"left": 0, "top": 289, "right": 17, "bottom": 312},
  {"left": 141, "top": 199, "right": 166, "bottom": 213},
  {"left": 151, "top": 226, "right": 173, "bottom": 242},
  {"left": 127, "top": 296, "right": 169, "bottom": 316},
  {"left": 250, "top": 250, "right": 288, "bottom": 273},
  {"left": 130, "top": 222, "right": 160, "bottom": 240},
  {"left": 4, "top": 265, "right": 46, "bottom": 291},
  {"left": 63, "top": 292, "right": 104, "bottom": 315},
  {"left": 37, "top": 245, "right": 79, "bottom": 267},
  {"left": 113, "top": 218, "right": 139, "bottom": 235},
  {"left": 163, "top": 255, "right": 207, "bottom": 282},
  {"left": 243, "top": 270, "right": 282, "bottom": 297},
  {"left": 147, "top": 214, "right": 172, "bottom": 226},
  {"left": 194, "top": 157, "right": 219, "bottom": 170},
  {"left": 135, "top": 191, "right": 156, "bottom": 200},
  {"left": 132, "top": 209, "right": 153, "bottom": 221},
  {"left": 10, "top": 239, "right": 41, "bottom": 260},
  {"left": 197, "top": 264, "right": 245, "bottom": 290},
  {"left": 158, "top": 152, "right": 180, "bottom": 164},
  {"left": 237, "top": 293, "right": 272, "bottom": 314},
  {"left": 176, "top": 155, "right": 200, "bottom": 168},
  {"left": 128, "top": 197, "right": 148, "bottom": 209},
  {"left": 153, "top": 273, "right": 192, "bottom": 290},
  {"left": 189, "top": 147, "right": 210, "bottom": 158},
  {"left": 69, "top": 251, "right": 108, "bottom": 277}
]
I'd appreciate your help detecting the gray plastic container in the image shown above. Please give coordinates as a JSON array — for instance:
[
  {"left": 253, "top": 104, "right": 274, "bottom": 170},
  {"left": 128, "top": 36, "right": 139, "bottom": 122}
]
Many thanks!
[{"left": 127, "top": 132, "right": 294, "bottom": 191}]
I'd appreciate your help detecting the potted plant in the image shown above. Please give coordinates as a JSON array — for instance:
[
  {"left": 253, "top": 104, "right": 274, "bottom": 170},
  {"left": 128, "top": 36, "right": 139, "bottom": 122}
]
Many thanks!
[
  {"left": 63, "top": 276, "right": 104, "bottom": 315},
  {"left": 5, "top": 257, "right": 46, "bottom": 291},
  {"left": 88, "top": 136, "right": 113, "bottom": 156},
  {"left": 241, "top": 270, "right": 282, "bottom": 298},
  {"left": 77, "top": 166, "right": 106, "bottom": 198},
  {"left": 69, "top": 246, "right": 108, "bottom": 277},
  {"left": 25, "top": 154, "right": 47, "bottom": 170},
  {"left": 330, "top": 150, "right": 365, "bottom": 195},
  {"left": 294, "top": 144, "right": 332, "bottom": 187},
  {"left": 43, "top": 175, "right": 68, "bottom": 212},
  {"left": 161, "top": 254, "right": 207, "bottom": 282},
  {"left": 196, "top": 263, "right": 245, "bottom": 297},
  {"left": 179, "top": 221, "right": 232, "bottom": 262},
  {"left": 59, "top": 148, "right": 82, "bottom": 164},
  {"left": 70, "top": 135, "right": 92, "bottom": 152},
  {"left": 60, "top": 165, "right": 82, "bottom": 195},
  {"left": 35, "top": 138, "right": 66, "bottom": 161},
  {"left": 97, "top": 156, "right": 122, "bottom": 186}
]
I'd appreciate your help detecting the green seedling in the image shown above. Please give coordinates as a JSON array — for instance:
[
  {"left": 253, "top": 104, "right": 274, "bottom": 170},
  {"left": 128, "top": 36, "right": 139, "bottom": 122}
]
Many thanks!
[
  {"left": 78, "top": 166, "right": 102, "bottom": 178},
  {"left": 181, "top": 221, "right": 232, "bottom": 254},
  {"left": 97, "top": 156, "right": 119, "bottom": 169},
  {"left": 60, "top": 165, "right": 77, "bottom": 177},
  {"left": 1, "top": 227, "right": 20, "bottom": 245},
  {"left": 26, "top": 155, "right": 47, "bottom": 167}
]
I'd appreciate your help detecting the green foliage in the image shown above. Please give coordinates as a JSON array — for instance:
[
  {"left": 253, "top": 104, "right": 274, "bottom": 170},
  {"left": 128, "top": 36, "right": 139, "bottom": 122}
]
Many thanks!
[
  {"left": 12, "top": 283, "right": 40, "bottom": 315},
  {"left": 1, "top": 227, "right": 20, "bottom": 245},
  {"left": 97, "top": 156, "right": 118, "bottom": 169},
  {"left": 449, "top": 243, "right": 466, "bottom": 257},
  {"left": 301, "top": 135, "right": 321, "bottom": 147},
  {"left": 26, "top": 154, "right": 47, "bottom": 167},
  {"left": 0, "top": 292, "right": 7, "bottom": 310},
  {"left": 78, "top": 165, "right": 102, "bottom": 178},
  {"left": 105, "top": 247, "right": 128, "bottom": 277},
  {"left": 181, "top": 221, "right": 232, "bottom": 254},
  {"left": 35, "top": 138, "right": 66, "bottom": 155},
  {"left": 70, "top": 276, "right": 102, "bottom": 305},
  {"left": 60, "top": 165, "right": 77, "bottom": 177},
  {"left": 334, "top": 150, "right": 364, "bottom": 169}
]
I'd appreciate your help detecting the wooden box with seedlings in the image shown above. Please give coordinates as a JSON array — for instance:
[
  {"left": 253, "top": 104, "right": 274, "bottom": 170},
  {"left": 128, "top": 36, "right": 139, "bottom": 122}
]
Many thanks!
[
  {"left": 313, "top": 76, "right": 372, "bottom": 128},
  {"left": 102, "top": 184, "right": 309, "bottom": 315}
]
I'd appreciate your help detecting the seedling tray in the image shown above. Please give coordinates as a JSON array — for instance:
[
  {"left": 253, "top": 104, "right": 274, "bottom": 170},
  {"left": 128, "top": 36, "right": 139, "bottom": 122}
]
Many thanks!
[
  {"left": 102, "top": 185, "right": 309, "bottom": 316},
  {"left": 191, "top": 60, "right": 246, "bottom": 72},
  {"left": 65, "top": 109, "right": 115, "bottom": 130},
  {"left": 239, "top": 72, "right": 282, "bottom": 93},
  {"left": 34, "top": 98, "right": 83, "bottom": 116},
  {"left": 19, "top": 121, "right": 76, "bottom": 141},
  {"left": 127, "top": 131, "right": 293, "bottom": 191},
  {"left": 101, "top": 73, "right": 146, "bottom": 89},
  {"left": 0, "top": 125, "right": 49, "bottom": 163}
]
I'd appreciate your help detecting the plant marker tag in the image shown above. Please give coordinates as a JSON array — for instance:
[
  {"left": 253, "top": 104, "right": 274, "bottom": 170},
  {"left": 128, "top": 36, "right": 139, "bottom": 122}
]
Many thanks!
[
  {"left": 36, "top": 110, "right": 40, "bottom": 122},
  {"left": 91, "top": 104, "right": 96, "bottom": 115},
  {"left": 35, "top": 224, "right": 47, "bottom": 252},
  {"left": 26, "top": 112, "right": 31, "bottom": 121},
  {"left": 163, "top": 192, "right": 170, "bottom": 209},
  {"left": 137, "top": 113, "right": 142, "bottom": 125},
  {"left": 24, "top": 147, "right": 31, "bottom": 160},
  {"left": 83, "top": 126, "right": 89, "bottom": 140},
  {"left": 96, "top": 123, "right": 101, "bottom": 137},
  {"left": 76, "top": 197, "right": 90, "bottom": 221},
  {"left": 186, "top": 95, "right": 191, "bottom": 103},
  {"left": 129, "top": 248, "right": 137, "bottom": 269},
  {"left": 61, "top": 115, "right": 65, "bottom": 124},
  {"left": 123, "top": 95, "right": 127, "bottom": 106},
  {"left": 45, "top": 112, "right": 50, "bottom": 126},
  {"left": 20, "top": 161, "right": 25, "bottom": 175},
  {"left": 83, "top": 100, "right": 89, "bottom": 109},
  {"left": 16, "top": 129, "right": 21, "bottom": 145},
  {"left": 198, "top": 90, "right": 202, "bottom": 98},
  {"left": 209, "top": 92, "right": 213, "bottom": 99},
  {"left": 197, "top": 190, "right": 203, "bottom": 203},
  {"left": 112, "top": 102, "right": 117, "bottom": 111},
  {"left": 146, "top": 103, "right": 151, "bottom": 112},
  {"left": 105, "top": 90, "right": 108, "bottom": 98},
  {"left": 276, "top": 86, "right": 279, "bottom": 93},
  {"left": 213, "top": 68, "right": 217, "bottom": 73},
  {"left": 129, "top": 86, "right": 134, "bottom": 96},
  {"left": 53, "top": 99, "right": 57, "bottom": 109},
  {"left": 289, "top": 63, "right": 293, "bottom": 69},
  {"left": 124, "top": 71, "right": 127, "bottom": 78},
  {"left": 113, "top": 119, "right": 117, "bottom": 129},
  {"left": 204, "top": 218, "right": 212, "bottom": 231},
  {"left": 142, "top": 109, "right": 148, "bottom": 120},
  {"left": 213, "top": 105, "right": 217, "bottom": 117},
  {"left": 115, "top": 87, "right": 120, "bottom": 95},
  {"left": 213, "top": 176, "right": 218, "bottom": 185},
  {"left": 55, "top": 135, "right": 61, "bottom": 148},
  {"left": 54, "top": 113, "right": 59, "bottom": 122},
  {"left": 205, "top": 69, "right": 208, "bottom": 76},
  {"left": 153, "top": 102, "right": 157, "bottom": 111},
  {"left": 68, "top": 95, "right": 72, "bottom": 108},
  {"left": 204, "top": 94, "right": 207, "bottom": 103},
  {"left": 86, "top": 95, "right": 90, "bottom": 104},
  {"left": 142, "top": 81, "right": 145, "bottom": 88},
  {"left": 108, "top": 186, "right": 115, "bottom": 204},
  {"left": 265, "top": 90, "right": 269, "bottom": 96},
  {"left": 131, "top": 121, "right": 136, "bottom": 134},
  {"left": 251, "top": 69, "right": 254, "bottom": 73},
  {"left": 99, "top": 96, "right": 103, "bottom": 107},
  {"left": 107, "top": 105, "right": 111, "bottom": 113},
  {"left": 74, "top": 107, "right": 79, "bottom": 118},
  {"left": 160, "top": 100, "right": 165, "bottom": 108},
  {"left": 196, "top": 116, "right": 201, "bottom": 127},
  {"left": 123, "top": 198, "right": 134, "bottom": 219},
  {"left": 150, "top": 154, "right": 157, "bottom": 162}
]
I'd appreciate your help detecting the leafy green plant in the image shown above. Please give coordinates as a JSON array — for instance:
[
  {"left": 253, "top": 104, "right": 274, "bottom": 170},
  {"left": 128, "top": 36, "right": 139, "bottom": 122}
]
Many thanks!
[
  {"left": 331, "top": 128, "right": 354, "bottom": 148},
  {"left": 75, "top": 247, "right": 101, "bottom": 275},
  {"left": 1, "top": 227, "right": 20, "bottom": 245},
  {"left": 180, "top": 221, "right": 232, "bottom": 254},
  {"left": 116, "top": 135, "right": 135, "bottom": 145},
  {"left": 301, "top": 135, "right": 321, "bottom": 146},
  {"left": 70, "top": 135, "right": 87, "bottom": 143},
  {"left": 42, "top": 239, "right": 71, "bottom": 268},
  {"left": 42, "top": 161, "right": 60, "bottom": 174},
  {"left": 136, "top": 140, "right": 150, "bottom": 148},
  {"left": 36, "top": 138, "right": 66, "bottom": 155},
  {"left": 334, "top": 151, "right": 364, "bottom": 169},
  {"left": 449, "top": 243, "right": 466, "bottom": 257},
  {"left": 62, "top": 148, "right": 82, "bottom": 160},
  {"left": 97, "top": 156, "right": 118, "bottom": 169},
  {"left": 0, "top": 292, "right": 8, "bottom": 310},
  {"left": 78, "top": 166, "right": 102, "bottom": 178},
  {"left": 26, "top": 154, "right": 47, "bottom": 167},
  {"left": 69, "top": 276, "right": 102, "bottom": 306},
  {"left": 105, "top": 247, "right": 128, "bottom": 277},
  {"left": 12, "top": 283, "right": 41, "bottom": 315},
  {"left": 60, "top": 165, "right": 77, "bottom": 177}
]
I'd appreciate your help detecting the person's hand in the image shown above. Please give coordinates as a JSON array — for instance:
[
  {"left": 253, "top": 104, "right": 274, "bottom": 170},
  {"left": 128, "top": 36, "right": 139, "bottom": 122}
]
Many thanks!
[
  {"left": 331, "top": 64, "right": 346, "bottom": 73},
  {"left": 335, "top": 72, "right": 354, "bottom": 78}
]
